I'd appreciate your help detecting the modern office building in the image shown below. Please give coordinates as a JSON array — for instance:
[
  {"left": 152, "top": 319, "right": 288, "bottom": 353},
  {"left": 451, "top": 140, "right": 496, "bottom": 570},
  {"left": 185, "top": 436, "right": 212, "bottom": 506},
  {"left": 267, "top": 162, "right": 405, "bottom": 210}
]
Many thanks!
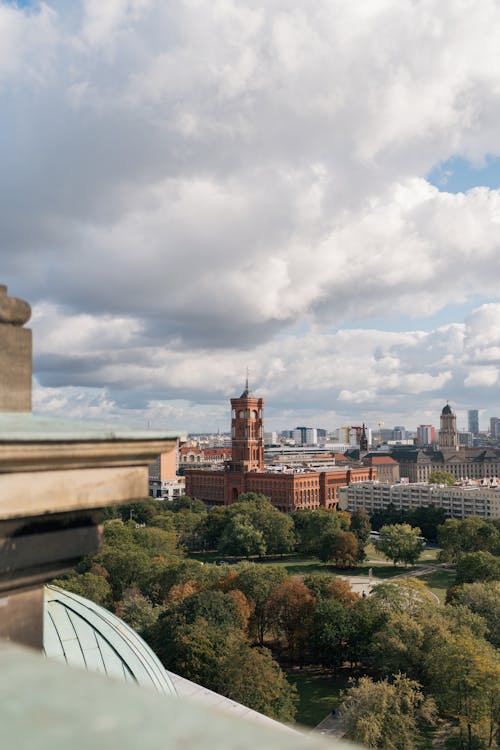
[{"left": 468, "top": 409, "right": 479, "bottom": 436}]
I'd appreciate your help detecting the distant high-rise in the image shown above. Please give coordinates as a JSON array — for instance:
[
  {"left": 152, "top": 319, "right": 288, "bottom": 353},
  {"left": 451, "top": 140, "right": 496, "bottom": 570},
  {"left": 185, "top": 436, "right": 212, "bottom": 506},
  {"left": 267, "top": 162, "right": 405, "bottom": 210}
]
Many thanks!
[
  {"left": 417, "top": 424, "right": 435, "bottom": 446},
  {"left": 468, "top": 409, "right": 479, "bottom": 436},
  {"left": 490, "top": 417, "right": 500, "bottom": 439},
  {"left": 393, "top": 425, "right": 407, "bottom": 441}
]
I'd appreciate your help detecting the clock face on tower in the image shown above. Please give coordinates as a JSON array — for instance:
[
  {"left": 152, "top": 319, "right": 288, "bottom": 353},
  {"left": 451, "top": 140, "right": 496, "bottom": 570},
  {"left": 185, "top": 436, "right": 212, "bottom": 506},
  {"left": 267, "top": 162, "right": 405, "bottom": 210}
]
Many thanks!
[{"left": 239, "top": 410, "right": 245, "bottom": 418}]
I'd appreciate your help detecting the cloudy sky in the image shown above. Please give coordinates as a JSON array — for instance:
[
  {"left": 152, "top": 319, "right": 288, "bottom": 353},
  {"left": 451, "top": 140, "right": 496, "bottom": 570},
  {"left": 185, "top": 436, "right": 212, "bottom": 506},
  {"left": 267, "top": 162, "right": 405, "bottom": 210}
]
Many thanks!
[{"left": 2, "top": 0, "right": 500, "bottom": 434}]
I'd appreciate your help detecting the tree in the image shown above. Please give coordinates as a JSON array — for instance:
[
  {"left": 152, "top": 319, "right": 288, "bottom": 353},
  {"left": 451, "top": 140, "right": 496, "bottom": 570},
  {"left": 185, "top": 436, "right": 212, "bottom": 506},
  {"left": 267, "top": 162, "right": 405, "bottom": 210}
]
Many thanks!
[
  {"left": 98, "top": 547, "right": 152, "bottom": 599},
  {"left": 369, "top": 611, "right": 427, "bottom": 682},
  {"left": 150, "top": 611, "right": 296, "bottom": 722},
  {"left": 219, "top": 643, "right": 297, "bottom": 722},
  {"left": 292, "top": 509, "right": 348, "bottom": 555},
  {"left": 449, "top": 581, "right": 500, "bottom": 649},
  {"left": 438, "top": 517, "right": 500, "bottom": 562},
  {"left": 218, "top": 517, "right": 266, "bottom": 558},
  {"left": 426, "top": 629, "right": 500, "bottom": 750},
  {"left": 311, "top": 598, "right": 354, "bottom": 669},
  {"left": 371, "top": 503, "right": 405, "bottom": 531},
  {"left": 111, "top": 499, "right": 167, "bottom": 525},
  {"left": 455, "top": 551, "right": 500, "bottom": 585},
  {"left": 376, "top": 524, "right": 423, "bottom": 566},
  {"left": 428, "top": 470, "right": 456, "bottom": 485},
  {"left": 229, "top": 495, "right": 295, "bottom": 554},
  {"left": 51, "top": 572, "right": 113, "bottom": 608},
  {"left": 235, "top": 563, "right": 287, "bottom": 645},
  {"left": 319, "top": 529, "right": 359, "bottom": 567},
  {"left": 350, "top": 508, "right": 371, "bottom": 560},
  {"left": 370, "top": 579, "right": 435, "bottom": 617},
  {"left": 265, "top": 576, "right": 315, "bottom": 660},
  {"left": 348, "top": 597, "right": 388, "bottom": 665},
  {"left": 132, "top": 525, "right": 181, "bottom": 558},
  {"left": 115, "top": 589, "right": 160, "bottom": 635},
  {"left": 177, "top": 589, "right": 246, "bottom": 631},
  {"left": 406, "top": 505, "right": 446, "bottom": 543},
  {"left": 339, "top": 674, "right": 436, "bottom": 750},
  {"left": 199, "top": 506, "right": 230, "bottom": 550},
  {"left": 170, "top": 496, "right": 207, "bottom": 514}
]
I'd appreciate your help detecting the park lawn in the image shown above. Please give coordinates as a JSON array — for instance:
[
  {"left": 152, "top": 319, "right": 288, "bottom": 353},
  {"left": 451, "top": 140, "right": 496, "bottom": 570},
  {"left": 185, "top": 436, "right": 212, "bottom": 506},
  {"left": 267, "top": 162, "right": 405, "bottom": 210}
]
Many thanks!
[
  {"left": 419, "top": 547, "right": 440, "bottom": 562},
  {"left": 189, "top": 552, "right": 422, "bottom": 579},
  {"left": 255, "top": 556, "right": 412, "bottom": 578},
  {"left": 286, "top": 668, "right": 351, "bottom": 727},
  {"left": 419, "top": 569, "right": 456, "bottom": 603}
]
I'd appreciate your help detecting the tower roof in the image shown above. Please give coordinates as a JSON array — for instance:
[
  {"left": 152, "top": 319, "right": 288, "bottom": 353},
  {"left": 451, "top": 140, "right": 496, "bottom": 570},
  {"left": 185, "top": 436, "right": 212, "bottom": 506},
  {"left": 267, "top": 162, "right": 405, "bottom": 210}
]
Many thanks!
[
  {"left": 442, "top": 404, "right": 453, "bottom": 415},
  {"left": 239, "top": 372, "right": 253, "bottom": 398}
]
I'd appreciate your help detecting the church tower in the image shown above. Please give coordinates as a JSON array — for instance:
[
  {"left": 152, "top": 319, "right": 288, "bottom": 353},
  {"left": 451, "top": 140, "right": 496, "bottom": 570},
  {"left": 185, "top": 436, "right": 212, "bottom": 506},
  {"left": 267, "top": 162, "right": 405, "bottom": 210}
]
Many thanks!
[
  {"left": 229, "top": 379, "right": 264, "bottom": 474},
  {"left": 439, "top": 403, "right": 459, "bottom": 449},
  {"left": 360, "top": 423, "right": 368, "bottom": 452}
]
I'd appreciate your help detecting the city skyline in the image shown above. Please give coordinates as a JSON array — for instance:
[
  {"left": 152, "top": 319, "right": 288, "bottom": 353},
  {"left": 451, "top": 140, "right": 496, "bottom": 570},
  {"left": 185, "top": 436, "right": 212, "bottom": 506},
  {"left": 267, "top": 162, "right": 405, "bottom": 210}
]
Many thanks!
[{"left": 2, "top": 1, "right": 500, "bottom": 432}]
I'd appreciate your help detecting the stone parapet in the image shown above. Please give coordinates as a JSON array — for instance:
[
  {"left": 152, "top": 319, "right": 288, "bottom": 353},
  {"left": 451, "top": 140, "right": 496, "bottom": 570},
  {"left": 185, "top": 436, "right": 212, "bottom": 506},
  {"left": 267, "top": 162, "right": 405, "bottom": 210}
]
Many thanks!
[{"left": 0, "top": 285, "right": 32, "bottom": 412}]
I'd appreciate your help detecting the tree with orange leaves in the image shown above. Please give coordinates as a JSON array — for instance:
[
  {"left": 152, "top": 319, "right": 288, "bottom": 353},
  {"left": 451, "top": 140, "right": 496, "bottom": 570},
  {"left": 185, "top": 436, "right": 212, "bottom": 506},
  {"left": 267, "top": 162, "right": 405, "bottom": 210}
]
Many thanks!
[{"left": 266, "top": 576, "right": 315, "bottom": 660}]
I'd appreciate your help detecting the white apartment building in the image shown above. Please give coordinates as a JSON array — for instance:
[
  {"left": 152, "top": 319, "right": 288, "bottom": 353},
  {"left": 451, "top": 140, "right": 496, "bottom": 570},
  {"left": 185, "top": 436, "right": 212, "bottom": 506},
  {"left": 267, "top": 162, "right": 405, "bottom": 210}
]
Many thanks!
[{"left": 338, "top": 481, "right": 500, "bottom": 520}]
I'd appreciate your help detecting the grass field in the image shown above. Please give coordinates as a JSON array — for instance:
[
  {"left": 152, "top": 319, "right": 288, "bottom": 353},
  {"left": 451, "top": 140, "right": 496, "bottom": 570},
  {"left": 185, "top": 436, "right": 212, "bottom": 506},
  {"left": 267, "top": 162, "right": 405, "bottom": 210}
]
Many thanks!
[
  {"left": 286, "top": 668, "right": 352, "bottom": 727},
  {"left": 419, "top": 569, "right": 456, "bottom": 603}
]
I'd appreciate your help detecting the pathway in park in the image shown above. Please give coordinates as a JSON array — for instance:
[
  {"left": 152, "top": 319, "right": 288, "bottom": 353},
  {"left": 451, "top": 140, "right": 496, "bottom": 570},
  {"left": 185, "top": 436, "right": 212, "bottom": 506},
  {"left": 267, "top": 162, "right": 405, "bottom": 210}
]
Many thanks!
[{"left": 338, "top": 561, "right": 452, "bottom": 601}]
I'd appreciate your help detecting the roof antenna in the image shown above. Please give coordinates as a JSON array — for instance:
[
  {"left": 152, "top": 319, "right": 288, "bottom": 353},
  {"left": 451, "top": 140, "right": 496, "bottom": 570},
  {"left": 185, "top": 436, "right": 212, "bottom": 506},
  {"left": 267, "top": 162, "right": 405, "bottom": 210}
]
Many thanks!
[{"left": 245, "top": 366, "right": 249, "bottom": 392}]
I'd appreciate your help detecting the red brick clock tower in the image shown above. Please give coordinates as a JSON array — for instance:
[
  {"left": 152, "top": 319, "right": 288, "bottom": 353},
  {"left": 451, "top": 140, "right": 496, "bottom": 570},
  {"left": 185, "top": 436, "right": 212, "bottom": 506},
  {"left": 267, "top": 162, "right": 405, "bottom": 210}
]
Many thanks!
[{"left": 224, "top": 379, "right": 264, "bottom": 502}]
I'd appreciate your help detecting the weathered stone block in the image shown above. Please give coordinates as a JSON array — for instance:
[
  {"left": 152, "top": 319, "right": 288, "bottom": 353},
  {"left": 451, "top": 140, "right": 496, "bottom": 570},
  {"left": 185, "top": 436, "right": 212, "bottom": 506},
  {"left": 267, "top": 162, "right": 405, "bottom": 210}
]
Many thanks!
[{"left": 0, "top": 323, "right": 32, "bottom": 411}]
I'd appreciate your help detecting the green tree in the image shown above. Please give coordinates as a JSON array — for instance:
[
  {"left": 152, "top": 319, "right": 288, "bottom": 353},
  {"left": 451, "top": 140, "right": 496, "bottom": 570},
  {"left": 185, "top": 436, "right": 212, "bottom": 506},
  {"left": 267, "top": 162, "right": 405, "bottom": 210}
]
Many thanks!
[
  {"left": 132, "top": 525, "right": 181, "bottom": 558},
  {"left": 428, "top": 470, "right": 456, "bottom": 485},
  {"left": 219, "top": 643, "right": 297, "bottom": 722},
  {"left": 177, "top": 589, "right": 245, "bottom": 630},
  {"left": 311, "top": 598, "right": 354, "bottom": 669},
  {"left": 438, "top": 517, "right": 500, "bottom": 562},
  {"left": 151, "top": 612, "right": 296, "bottom": 722},
  {"left": 170, "top": 496, "right": 207, "bottom": 514},
  {"left": 339, "top": 674, "right": 436, "bottom": 750},
  {"left": 292, "top": 509, "right": 347, "bottom": 555},
  {"left": 110, "top": 499, "right": 166, "bottom": 525},
  {"left": 376, "top": 524, "right": 423, "bottom": 566},
  {"left": 115, "top": 589, "right": 161, "bottom": 636},
  {"left": 369, "top": 611, "right": 427, "bottom": 682},
  {"left": 426, "top": 630, "right": 500, "bottom": 750},
  {"left": 406, "top": 505, "right": 447, "bottom": 543},
  {"left": 319, "top": 529, "right": 359, "bottom": 567},
  {"left": 199, "top": 506, "right": 230, "bottom": 550},
  {"left": 51, "top": 572, "right": 113, "bottom": 608},
  {"left": 371, "top": 503, "right": 405, "bottom": 531},
  {"left": 449, "top": 581, "right": 500, "bottom": 648},
  {"left": 218, "top": 517, "right": 266, "bottom": 558},
  {"left": 370, "top": 579, "right": 435, "bottom": 617},
  {"left": 455, "top": 551, "right": 500, "bottom": 585},
  {"left": 350, "top": 508, "right": 372, "bottom": 560},
  {"left": 229, "top": 495, "right": 295, "bottom": 554},
  {"left": 235, "top": 563, "right": 287, "bottom": 645}
]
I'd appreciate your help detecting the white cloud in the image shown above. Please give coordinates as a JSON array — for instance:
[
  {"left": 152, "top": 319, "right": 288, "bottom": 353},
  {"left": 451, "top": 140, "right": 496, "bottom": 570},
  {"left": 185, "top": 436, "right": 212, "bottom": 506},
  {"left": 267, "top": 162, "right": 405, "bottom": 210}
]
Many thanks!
[{"left": 2, "top": 0, "right": 500, "bottom": 429}]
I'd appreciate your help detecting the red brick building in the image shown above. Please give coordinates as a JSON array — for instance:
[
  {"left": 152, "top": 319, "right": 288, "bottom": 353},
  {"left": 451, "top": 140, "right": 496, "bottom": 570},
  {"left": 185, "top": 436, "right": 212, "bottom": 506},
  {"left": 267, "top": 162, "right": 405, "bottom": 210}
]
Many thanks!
[{"left": 185, "top": 385, "right": 376, "bottom": 512}]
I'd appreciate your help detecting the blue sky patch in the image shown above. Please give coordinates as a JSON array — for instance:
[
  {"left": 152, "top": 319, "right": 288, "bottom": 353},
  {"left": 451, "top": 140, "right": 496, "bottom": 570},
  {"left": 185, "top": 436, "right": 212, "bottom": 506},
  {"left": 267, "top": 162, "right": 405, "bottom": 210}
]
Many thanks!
[{"left": 428, "top": 155, "right": 500, "bottom": 193}]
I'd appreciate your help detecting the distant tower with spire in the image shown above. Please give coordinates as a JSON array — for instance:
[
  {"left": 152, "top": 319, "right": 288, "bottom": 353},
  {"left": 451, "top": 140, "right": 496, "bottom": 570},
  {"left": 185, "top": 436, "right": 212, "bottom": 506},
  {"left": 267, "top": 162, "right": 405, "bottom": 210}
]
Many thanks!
[
  {"left": 228, "top": 375, "right": 265, "bottom": 476},
  {"left": 360, "top": 423, "right": 368, "bottom": 452},
  {"left": 439, "top": 403, "right": 459, "bottom": 449}
]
